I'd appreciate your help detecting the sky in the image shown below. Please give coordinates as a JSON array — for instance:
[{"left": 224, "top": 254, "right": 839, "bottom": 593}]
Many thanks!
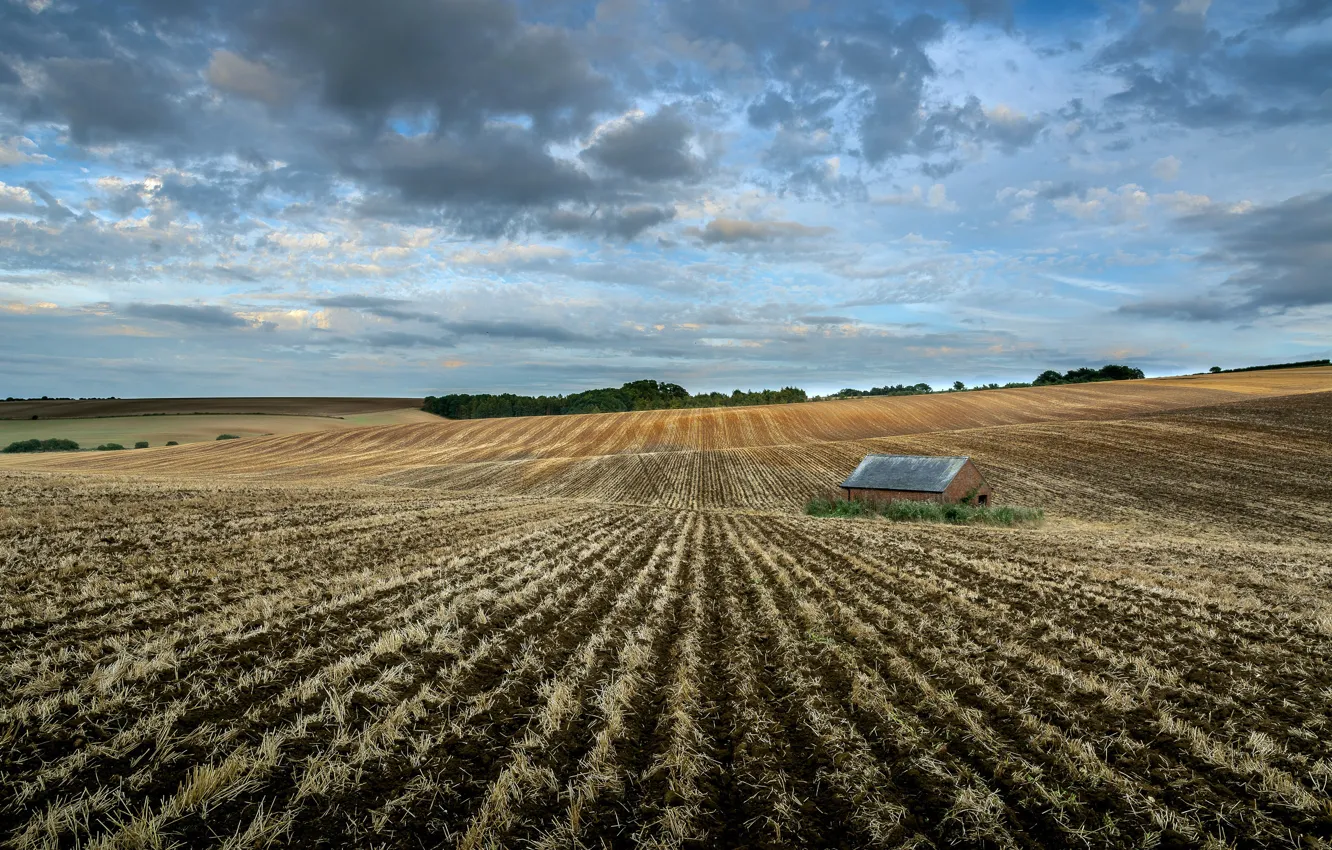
[{"left": 0, "top": 0, "right": 1329, "bottom": 399}]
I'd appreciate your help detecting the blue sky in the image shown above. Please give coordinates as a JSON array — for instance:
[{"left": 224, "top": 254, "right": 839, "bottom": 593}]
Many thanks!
[{"left": 0, "top": 0, "right": 1329, "bottom": 398}]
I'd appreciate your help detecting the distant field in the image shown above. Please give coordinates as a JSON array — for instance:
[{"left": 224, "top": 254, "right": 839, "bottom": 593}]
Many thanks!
[
  {"left": 18, "top": 365, "right": 1330, "bottom": 479},
  {"left": 0, "top": 396, "right": 420, "bottom": 420},
  {"left": 1, "top": 367, "right": 1330, "bottom": 848},
  {"left": 0, "top": 409, "right": 436, "bottom": 449}
]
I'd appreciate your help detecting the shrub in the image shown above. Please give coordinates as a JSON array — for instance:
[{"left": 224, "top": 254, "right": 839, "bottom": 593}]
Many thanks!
[
  {"left": 803, "top": 496, "right": 874, "bottom": 518},
  {"left": 2, "top": 438, "right": 81, "bottom": 453},
  {"left": 95, "top": 443, "right": 125, "bottom": 451},
  {"left": 166, "top": 441, "right": 179, "bottom": 446},
  {"left": 808, "top": 496, "right": 1043, "bottom": 527},
  {"left": 216, "top": 434, "right": 240, "bottom": 440},
  {"left": 134, "top": 441, "right": 149, "bottom": 449}
]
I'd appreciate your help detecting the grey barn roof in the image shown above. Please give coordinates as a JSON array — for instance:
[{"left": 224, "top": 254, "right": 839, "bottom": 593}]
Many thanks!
[{"left": 840, "top": 455, "right": 971, "bottom": 493}]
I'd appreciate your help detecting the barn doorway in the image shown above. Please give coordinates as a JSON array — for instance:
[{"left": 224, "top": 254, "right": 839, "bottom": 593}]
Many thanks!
[{"left": 978, "top": 494, "right": 989, "bottom": 506}]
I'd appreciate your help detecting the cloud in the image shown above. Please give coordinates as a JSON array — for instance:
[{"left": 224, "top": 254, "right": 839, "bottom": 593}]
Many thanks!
[
  {"left": 205, "top": 50, "right": 292, "bottom": 107},
  {"left": 0, "top": 136, "right": 49, "bottom": 166},
  {"left": 798, "top": 314, "right": 856, "bottom": 324},
  {"left": 0, "top": 181, "right": 37, "bottom": 213},
  {"left": 1052, "top": 185, "right": 1150, "bottom": 222},
  {"left": 873, "top": 183, "right": 958, "bottom": 212},
  {"left": 122, "top": 303, "right": 250, "bottom": 328},
  {"left": 689, "top": 218, "right": 834, "bottom": 245},
  {"left": 1096, "top": 0, "right": 1215, "bottom": 65},
  {"left": 542, "top": 204, "right": 677, "bottom": 240},
  {"left": 253, "top": 0, "right": 612, "bottom": 136},
  {"left": 956, "top": 0, "right": 1013, "bottom": 28},
  {"left": 34, "top": 58, "right": 179, "bottom": 144},
  {"left": 1121, "top": 191, "right": 1332, "bottom": 320},
  {"left": 364, "top": 128, "right": 592, "bottom": 234},
  {"left": 1265, "top": 0, "right": 1332, "bottom": 29},
  {"left": 314, "top": 294, "right": 436, "bottom": 323},
  {"left": 451, "top": 244, "right": 572, "bottom": 267},
  {"left": 1157, "top": 190, "right": 1213, "bottom": 215},
  {"left": 1192, "top": 190, "right": 1332, "bottom": 312},
  {"left": 439, "top": 320, "right": 591, "bottom": 343},
  {"left": 581, "top": 106, "right": 704, "bottom": 182},
  {"left": 363, "top": 330, "right": 453, "bottom": 349},
  {"left": 1152, "top": 155, "right": 1181, "bottom": 181}
]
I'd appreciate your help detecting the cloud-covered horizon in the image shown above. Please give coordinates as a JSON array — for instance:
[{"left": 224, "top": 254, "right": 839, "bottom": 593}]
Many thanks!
[{"left": 0, "top": 0, "right": 1328, "bottom": 398}]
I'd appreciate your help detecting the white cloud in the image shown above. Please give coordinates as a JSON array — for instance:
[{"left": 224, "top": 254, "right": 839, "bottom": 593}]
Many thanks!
[
  {"left": 1053, "top": 185, "right": 1150, "bottom": 222},
  {"left": 451, "top": 244, "right": 573, "bottom": 266},
  {"left": 0, "top": 137, "right": 51, "bottom": 167},
  {"left": 268, "top": 231, "right": 333, "bottom": 251},
  {"left": 0, "top": 181, "right": 38, "bottom": 213},
  {"left": 1152, "top": 155, "right": 1182, "bottom": 182},
  {"left": 873, "top": 183, "right": 959, "bottom": 212},
  {"left": 1157, "top": 190, "right": 1212, "bottom": 215},
  {"left": 1008, "top": 203, "right": 1034, "bottom": 222}
]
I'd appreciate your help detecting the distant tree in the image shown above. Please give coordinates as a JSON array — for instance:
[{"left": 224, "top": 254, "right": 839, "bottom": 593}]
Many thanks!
[
  {"left": 3, "top": 438, "right": 80, "bottom": 453},
  {"left": 1034, "top": 370, "right": 1064, "bottom": 385},
  {"left": 1209, "top": 366, "right": 1221, "bottom": 373},
  {"left": 951, "top": 381, "right": 965, "bottom": 392},
  {"left": 166, "top": 441, "right": 179, "bottom": 446},
  {"left": 134, "top": 441, "right": 149, "bottom": 449},
  {"left": 216, "top": 434, "right": 240, "bottom": 440},
  {"left": 95, "top": 443, "right": 125, "bottom": 451}
]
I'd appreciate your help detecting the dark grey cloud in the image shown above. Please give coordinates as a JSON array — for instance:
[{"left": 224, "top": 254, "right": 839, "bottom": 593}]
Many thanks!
[
  {"left": 0, "top": 58, "right": 18, "bottom": 86},
  {"left": 1198, "top": 191, "right": 1332, "bottom": 311},
  {"left": 747, "top": 91, "right": 796, "bottom": 129},
  {"left": 359, "top": 129, "right": 592, "bottom": 235},
  {"left": 1265, "top": 0, "right": 1332, "bottom": 29},
  {"left": 1120, "top": 191, "right": 1332, "bottom": 321},
  {"left": 544, "top": 204, "right": 677, "bottom": 240},
  {"left": 956, "top": 0, "right": 1012, "bottom": 29},
  {"left": 123, "top": 303, "right": 249, "bottom": 328},
  {"left": 1096, "top": 3, "right": 1215, "bottom": 65},
  {"left": 363, "top": 330, "right": 453, "bottom": 349},
  {"left": 1117, "top": 297, "right": 1239, "bottom": 322},
  {"left": 315, "top": 294, "right": 438, "bottom": 323},
  {"left": 32, "top": 58, "right": 179, "bottom": 144},
  {"left": 254, "top": 0, "right": 613, "bottom": 138},
  {"left": 581, "top": 106, "right": 703, "bottom": 182},
  {"left": 798, "top": 315, "right": 856, "bottom": 324},
  {"left": 914, "top": 95, "right": 1046, "bottom": 157},
  {"left": 840, "top": 15, "right": 944, "bottom": 163},
  {"left": 439, "top": 319, "right": 591, "bottom": 344},
  {"left": 24, "top": 184, "right": 75, "bottom": 222}
]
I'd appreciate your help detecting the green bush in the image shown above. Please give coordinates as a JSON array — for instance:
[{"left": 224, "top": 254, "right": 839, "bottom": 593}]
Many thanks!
[
  {"left": 134, "top": 441, "right": 149, "bottom": 449},
  {"left": 165, "top": 441, "right": 179, "bottom": 446},
  {"left": 95, "top": 443, "right": 125, "bottom": 451},
  {"left": 807, "top": 496, "right": 1043, "bottom": 527},
  {"left": 803, "top": 496, "right": 874, "bottom": 518},
  {"left": 2, "top": 438, "right": 81, "bottom": 453},
  {"left": 216, "top": 434, "right": 240, "bottom": 440}
]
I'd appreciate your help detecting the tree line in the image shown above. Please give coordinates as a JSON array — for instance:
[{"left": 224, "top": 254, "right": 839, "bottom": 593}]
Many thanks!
[
  {"left": 423, "top": 380, "right": 808, "bottom": 420},
  {"left": 423, "top": 366, "right": 1150, "bottom": 420}
]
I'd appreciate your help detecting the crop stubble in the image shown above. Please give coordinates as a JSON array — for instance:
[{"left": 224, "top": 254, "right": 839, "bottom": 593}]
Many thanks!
[
  {"left": 2, "top": 377, "right": 1332, "bottom": 848},
  {"left": 2, "top": 477, "right": 1330, "bottom": 847}
]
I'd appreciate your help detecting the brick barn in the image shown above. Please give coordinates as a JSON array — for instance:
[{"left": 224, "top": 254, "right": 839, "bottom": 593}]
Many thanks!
[{"left": 839, "top": 455, "right": 992, "bottom": 505}]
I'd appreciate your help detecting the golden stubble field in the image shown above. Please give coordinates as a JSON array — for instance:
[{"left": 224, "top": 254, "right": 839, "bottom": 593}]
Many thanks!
[{"left": 2, "top": 369, "right": 1330, "bottom": 849}]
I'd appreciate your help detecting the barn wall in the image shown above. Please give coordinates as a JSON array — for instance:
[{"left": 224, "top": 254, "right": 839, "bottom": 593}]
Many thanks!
[
  {"left": 843, "top": 487, "right": 943, "bottom": 503},
  {"left": 942, "top": 461, "right": 992, "bottom": 504}
]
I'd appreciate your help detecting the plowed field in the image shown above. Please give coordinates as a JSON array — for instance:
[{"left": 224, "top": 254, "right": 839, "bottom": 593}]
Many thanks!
[{"left": 2, "top": 370, "right": 1331, "bottom": 848}]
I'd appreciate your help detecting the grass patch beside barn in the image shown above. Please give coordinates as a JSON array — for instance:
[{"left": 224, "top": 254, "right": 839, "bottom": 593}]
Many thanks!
[{"left": 806, "top": 496, "right": 1043, "bottom": 526}]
